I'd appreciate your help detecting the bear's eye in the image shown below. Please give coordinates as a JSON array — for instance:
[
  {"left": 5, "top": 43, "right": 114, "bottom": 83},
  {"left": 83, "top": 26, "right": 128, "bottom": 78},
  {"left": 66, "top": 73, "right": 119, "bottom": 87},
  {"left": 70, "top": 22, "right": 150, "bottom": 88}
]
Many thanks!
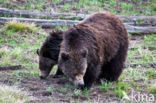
[
  {"left": 61, "top": 53, "right": 69, "bottom": 61},
  {"left": 37, "top": 49, "right": 39, "bottom": 55},
  {"left": 81, "top": 49, "right": 88, "bottom": 58}
]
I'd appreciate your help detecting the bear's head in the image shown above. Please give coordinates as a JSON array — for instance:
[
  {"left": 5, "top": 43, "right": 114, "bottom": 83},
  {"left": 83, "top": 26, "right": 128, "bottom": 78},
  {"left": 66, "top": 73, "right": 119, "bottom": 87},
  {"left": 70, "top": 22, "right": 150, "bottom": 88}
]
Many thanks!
[
  {"left": 58, "top": 27, "right": 89, "bottom": 88},
  {"left": 37, "top": 31, "right": 63, "bottom": 79}
]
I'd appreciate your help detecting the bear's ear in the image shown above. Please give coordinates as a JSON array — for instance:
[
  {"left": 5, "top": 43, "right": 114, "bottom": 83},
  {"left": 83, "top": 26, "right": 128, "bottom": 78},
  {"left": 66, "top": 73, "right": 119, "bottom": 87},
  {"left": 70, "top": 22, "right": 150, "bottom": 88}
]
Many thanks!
[
  {"left": 65, "top": 29, "right": 79, "bottom": 42},
  {"left": 61, "top": 52, "right": 69, "bottom": 61},
  {"left": 81, "top": 49, "right": 88, "bottom": 58},
  {"left": 37, "top": 49, "right": 39, "bottom": 55}
]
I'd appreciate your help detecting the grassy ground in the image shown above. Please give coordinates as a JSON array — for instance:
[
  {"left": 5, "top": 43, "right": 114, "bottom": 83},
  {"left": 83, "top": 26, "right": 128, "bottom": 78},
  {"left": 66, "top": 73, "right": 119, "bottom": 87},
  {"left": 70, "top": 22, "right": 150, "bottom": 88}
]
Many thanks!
[
  {"left": 0, "top": 0, "right": 155, "bottom": 16},
  {"left": 0, "top": 85, "right": 31, "bottom": 103},
  {"left": 0, "top": 0, "right": 156, "bottom": 103},
  {"left": 0, "top": 21, "right": 155, "bottom": 103}
]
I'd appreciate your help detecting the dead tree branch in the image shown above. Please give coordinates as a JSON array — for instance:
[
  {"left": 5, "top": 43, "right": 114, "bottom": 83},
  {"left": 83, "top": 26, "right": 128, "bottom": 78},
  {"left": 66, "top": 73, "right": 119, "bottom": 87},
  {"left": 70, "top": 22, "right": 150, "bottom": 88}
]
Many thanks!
[
  {"left": 0, "top": 65, "right": 22, "bottom": 71},
  {"left": 0, "top": 8, "right": 156, "bottom": 26},
  {"left": 0, "top": 17, "right": 156, "bottom": 34}
]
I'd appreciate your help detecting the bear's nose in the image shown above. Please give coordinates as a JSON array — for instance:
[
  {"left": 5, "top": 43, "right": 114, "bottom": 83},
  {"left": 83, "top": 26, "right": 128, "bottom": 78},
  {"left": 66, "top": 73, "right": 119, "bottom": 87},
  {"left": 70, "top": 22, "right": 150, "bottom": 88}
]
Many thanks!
[
  {"left": 39, "top": 75, "right": 46, "bottom": 79},
  {"left": 78, "top": 83, "right": 85, "bottom": 88}
]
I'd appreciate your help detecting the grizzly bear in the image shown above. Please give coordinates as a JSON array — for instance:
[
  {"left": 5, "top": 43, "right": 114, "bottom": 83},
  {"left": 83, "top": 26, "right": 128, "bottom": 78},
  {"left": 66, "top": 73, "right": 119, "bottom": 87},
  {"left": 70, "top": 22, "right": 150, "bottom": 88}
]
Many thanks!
[
  {"left": 58, "top": 12, "right": 129, "bottom": 88},
  {"left": 37, "top": 31, "right": 63, "bottom": 79}
]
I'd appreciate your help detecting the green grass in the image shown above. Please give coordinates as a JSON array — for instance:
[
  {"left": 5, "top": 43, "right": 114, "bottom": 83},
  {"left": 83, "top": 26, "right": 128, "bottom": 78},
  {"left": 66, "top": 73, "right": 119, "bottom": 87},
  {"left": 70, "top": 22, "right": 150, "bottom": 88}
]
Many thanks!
[
  {"left": 0, "top": 47, "right": 31, "bottom": 66},
  {"left": 48, "top": 85, "right": 55, "bottom": 92},
  {"left": 98, "top": 80, "right": 130, "bottom": 98},
  {"left": 0, "top": 85, "right": 31, "bottom": 103},
  {"left": 143, "top": 34, "right": 156, "bottom": 47},
  {"left": 114, "top": 82, "right": 130, "bottom": 98},
  {"left": 11, "top": 71, "right": 40, "bottom": 79},
  {"left": 0, "top": 0, "right": 9, "bottom": 4},
  {"left": 146, "top": 70, "right": 156, "bottom": 79},
  {"left": 109, "top": 0, "right": 117, "bottom": 7},
  {"left": 62, "top": 76, "right": 68, "bottom": 81},
  {"left": 127, "top": 34, "right": 156, "bottom": 66},
  {"left": 52, "top": 0, "right": 60, "bottom": 5},
  {"left": 6, "top": 21, "right": 38, "bottom": 33},
  {"left": 0, "top": 47, "right": 9, "bottom": 58},
  {"left": 122, "top": 68, "right": 147, "bottom": 80},
  {"left": 0, "top": 0, "right": 155, "bottom": 16},
  {"left": 114, "top": 89, "right": 125, "bottom": 98},
  {"left": 55, "top": 25, "right": 68, "bottom": 31},
  {"left": 35, "top": 2, "right": 45, "bottom": 11},
  {"left": 116, "top": 82, "right": 130, "bottom": 91},
  {"left": 149, "top": 84, "right": 156, "bottom": 94},
  {"left": 74, "top": 89, "right": 82, "bottom": 97},
  {"left": 0, "top": 22, "right": 48, "bottom": 77},
  {"left": 121, "top": 3, "right": 133, "bottom": 10},
  {"left": 26, "top": 2, "right": 34, "bottom": 10},
  {"left": 64, "top": 3, "right": 71, "bottom": 12},
  {"left": 58, "top": 88, "right": 67, "bottom": 93},
  {"left": 99, "top": 81, "right": 112, "bottom": 92},
  {"left": 83, "top": 88, "right": 89, "bottom": 96}
]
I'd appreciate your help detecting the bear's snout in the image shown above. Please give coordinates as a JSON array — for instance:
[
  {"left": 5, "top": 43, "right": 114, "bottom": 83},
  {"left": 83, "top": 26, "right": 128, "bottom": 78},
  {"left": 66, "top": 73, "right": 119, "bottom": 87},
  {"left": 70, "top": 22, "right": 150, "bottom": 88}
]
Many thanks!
[
  {"left": 73, "top": 81, "right": 85, "bottom": 88},
  {"left": 39, "top": 75, "right": 46, "bottom": 79},
  {"left": 77, "top": 82, "right": 85, "bottom": 88},
  {"left": 73, "top": 74, "right": 85, "bottom": 88},
  {"left": 39, "top": 70, "right": 49, "bottom": 79}
]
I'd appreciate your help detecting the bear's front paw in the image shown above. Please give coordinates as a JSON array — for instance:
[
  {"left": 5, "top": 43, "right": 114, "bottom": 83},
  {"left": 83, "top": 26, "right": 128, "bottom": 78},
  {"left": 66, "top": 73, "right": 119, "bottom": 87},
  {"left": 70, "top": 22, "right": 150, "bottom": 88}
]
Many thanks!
[{"left": 51, "top": 74, "right": 63, "bottom": 78}]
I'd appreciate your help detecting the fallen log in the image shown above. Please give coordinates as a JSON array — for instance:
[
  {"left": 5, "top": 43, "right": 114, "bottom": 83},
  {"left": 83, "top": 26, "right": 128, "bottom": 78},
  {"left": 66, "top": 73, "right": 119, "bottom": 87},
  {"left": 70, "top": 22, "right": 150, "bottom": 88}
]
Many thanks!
[
  {"left": 0, "top": 8, "right": 156, "bottom": 26},
  {"left": 130, "top": 47, "right": 156, "bottom": 51},
  {"left": 0, "top": 17, "right": 156, "bottom": 34},
  {"left": 126, "top": 25, "right": 156, "bottom": 34},
  {"left": 118, "top": 16, "right": 156, "bottom": 26},
  {"left": 124, "top": 63, "right": 156, "bottom": 68},
  {"left": 0, "top": 65, "right": 22, "bottom": 71},
  {"left": 0, "top": 17, "right": 79, "bottom": 27},
  {"left": 0, "top": 8, "right": 86, "bottom": 20}
]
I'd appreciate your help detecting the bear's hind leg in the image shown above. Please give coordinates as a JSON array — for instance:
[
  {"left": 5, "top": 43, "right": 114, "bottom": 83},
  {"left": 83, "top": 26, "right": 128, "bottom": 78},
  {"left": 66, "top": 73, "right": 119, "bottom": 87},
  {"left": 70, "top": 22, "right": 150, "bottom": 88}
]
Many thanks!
[{"left": 99, "top": 45, "right": 128, "bottom": 81}]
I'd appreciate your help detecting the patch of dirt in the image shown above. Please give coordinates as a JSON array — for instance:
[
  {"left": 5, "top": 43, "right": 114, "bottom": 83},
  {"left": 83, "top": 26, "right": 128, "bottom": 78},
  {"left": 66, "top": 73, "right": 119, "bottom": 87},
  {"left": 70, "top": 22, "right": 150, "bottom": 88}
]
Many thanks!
[
  {"left": 0, "top": 66, "right": 155, "bottom": 102},
  {"left": 0, "top": 70, "right": 120, "bottom": 103}
]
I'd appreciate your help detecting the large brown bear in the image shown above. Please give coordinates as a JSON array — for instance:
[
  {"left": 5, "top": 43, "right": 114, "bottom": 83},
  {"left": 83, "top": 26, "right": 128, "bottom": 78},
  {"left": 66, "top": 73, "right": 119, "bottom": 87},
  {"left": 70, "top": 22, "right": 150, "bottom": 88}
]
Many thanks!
[
  {"left": 58, "top": 12, "right": 129, "bottom": 88},
  {"left": 37, "top": 31, "right": 63, "bottom": 79}
]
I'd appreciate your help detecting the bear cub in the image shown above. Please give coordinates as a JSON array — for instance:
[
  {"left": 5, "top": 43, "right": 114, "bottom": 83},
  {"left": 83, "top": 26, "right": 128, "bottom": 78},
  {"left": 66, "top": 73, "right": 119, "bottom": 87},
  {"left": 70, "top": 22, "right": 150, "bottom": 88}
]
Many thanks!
[{"left": 37, "top": 31, "right": 63, "bottom": 79}]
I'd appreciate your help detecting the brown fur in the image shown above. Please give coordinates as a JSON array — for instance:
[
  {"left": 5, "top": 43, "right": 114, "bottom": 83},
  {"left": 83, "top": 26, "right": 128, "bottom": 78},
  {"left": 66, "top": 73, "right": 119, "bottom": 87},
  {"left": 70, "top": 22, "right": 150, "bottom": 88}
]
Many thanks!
[
  {"left": 58, "top": 12, "right": 129, "bottom": 88},
  {"left": 37, "top": 31, "right": 63, "bottom": 79}
]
